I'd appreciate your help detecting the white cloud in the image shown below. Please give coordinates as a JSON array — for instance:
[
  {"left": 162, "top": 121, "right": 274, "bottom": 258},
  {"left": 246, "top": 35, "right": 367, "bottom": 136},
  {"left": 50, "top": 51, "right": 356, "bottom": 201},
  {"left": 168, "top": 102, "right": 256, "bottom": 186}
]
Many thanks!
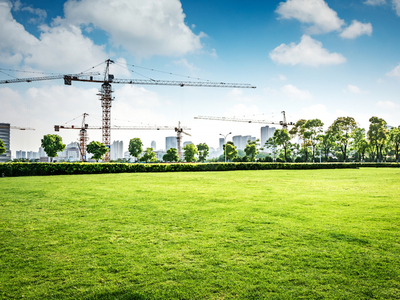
[
  {"left": 386, "top": 63, "right": 400, "bottom": 77},
  {"left": 281, "top": 84, "right": 314, "bottom": 100},
  {"left": 340, "top": 20, "right": 372, "bottom": 39},
  {"left": 376, "top": 101, "right": 399, "bottom": 109},
  {"left": 347, "top": 84, "right": 369, "bottom": 94},
  {"left": 279, "top": 74, "right": 287, "bottom": 80},
  {"left": 276, "top": 0, "right": 345, "bottom": 34},
  {"left": 62, "top": 0, "right": 203, "bottom": 58},
  {"left": 21, "top": 6, "right": 47, "bottom": 24},
  {"left": 269, "top": 35, "right": 346, "bottom": 67},
  {"left": 393, "top": 0, "right": 400, "bottom": 16},
  {"left": 173, "top": 58, "right": 198, "bottom": 73},
  {"left": 364, "top": 0, "right": 386, "bottom": 5},
  {"left": 0, "top": 1, "right": 107, "bottom": 71}
]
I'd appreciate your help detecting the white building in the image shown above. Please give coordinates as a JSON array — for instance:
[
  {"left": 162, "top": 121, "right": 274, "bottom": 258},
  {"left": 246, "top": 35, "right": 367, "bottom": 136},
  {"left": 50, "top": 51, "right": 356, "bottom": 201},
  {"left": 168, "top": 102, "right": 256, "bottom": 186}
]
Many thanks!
[
  {"left": 0, "top": 123, "right": 11, "bottom": 162},
  {"left": 111, "top": 140, "right": 123, "bottom": 160}
]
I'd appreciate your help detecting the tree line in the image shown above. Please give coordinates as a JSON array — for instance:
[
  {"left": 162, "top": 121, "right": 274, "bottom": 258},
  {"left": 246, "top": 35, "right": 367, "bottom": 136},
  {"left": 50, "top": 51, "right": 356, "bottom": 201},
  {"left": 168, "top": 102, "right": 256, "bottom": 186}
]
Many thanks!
[{"left": 2, "top": 115, "right": 399, "bottom": 163}]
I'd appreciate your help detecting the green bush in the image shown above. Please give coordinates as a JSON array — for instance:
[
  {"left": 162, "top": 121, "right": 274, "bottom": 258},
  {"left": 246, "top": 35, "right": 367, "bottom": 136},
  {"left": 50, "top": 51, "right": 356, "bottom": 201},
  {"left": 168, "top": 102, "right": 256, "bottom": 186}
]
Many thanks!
[{"left": 0, "top": 162, "right": 399, "bottom": 177}]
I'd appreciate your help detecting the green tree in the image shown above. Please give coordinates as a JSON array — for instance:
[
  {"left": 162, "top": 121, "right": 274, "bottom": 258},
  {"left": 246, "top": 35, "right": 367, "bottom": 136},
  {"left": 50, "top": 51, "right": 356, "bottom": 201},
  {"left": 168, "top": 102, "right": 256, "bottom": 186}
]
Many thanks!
[
  {"left": 328, "top": 117, "right": 357, "bottom": 162},
  {"left": 289, "top": 119, "right": 310, "bottom": 162},
  {"left": 163, "top": 148, "right": 179, "bottom": 162},
  {"left": 389, "top": 126, "right": 400, "bottom": 163},
  {"left": 368, "top": 116, "right": 389, "bottom": 162},
  {"left": 0, "top": 139, "right": 6, "bottom": 155},
  {"left": 223, "top": 141, "right": 238, "bottom": 161},
  {"left": 183, "top": 143, "right": 198, "bottom": 162},
  {"left": 274, "top": 129, "right": 291, "bottom": 162},
  {"left": 41, "top": 134, "right": 66, "bottom": 162},
  {"left": 87, "top": 141, "right": 109, "bottom": 162},
  {"left": 139, "top": 147, "right": 157, "bottom": 162},
  {"left": 197, "top": 143, "right": 209, "bottom": 162},
  {"left": 352, "top": 128, "right": 369, "bottom": 162},
  {"left": 264, "top": 137, "right": 279, "bottom": 161},
  {"left": 128, "top": 138, "right": 143, "bottom": 162},
  {"left": 318, "top": 130, "right": 336, "bottom": 162},
  {"left": 304, "top": 119, "right": 324, "bottom": 162},
  {"left": 244, "top": 139, "right": 260, "bottom": 161}
]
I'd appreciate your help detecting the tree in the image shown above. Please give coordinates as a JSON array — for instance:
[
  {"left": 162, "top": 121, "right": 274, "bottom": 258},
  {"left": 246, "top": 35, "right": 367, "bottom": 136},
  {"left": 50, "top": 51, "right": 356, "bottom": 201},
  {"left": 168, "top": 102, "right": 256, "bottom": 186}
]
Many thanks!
[
  {"left": 128, "top": 138, "right": 143, "bottom": 162},
  {"left": 183, "top": 144, "right": 198, "bottom": 162},
  {"left": 41, "top": 134, "right": 66, "bottom": 162},
  {"left": 328, "top": 117, "right": 357, "bottom": 162},
  {"left": 0, "top": 139, "right": 6, "bottom": 155},
  {"left": 274, "top": 129, "right": 291, "bottom": 162},
  {"left": 389, "top": 126, "right": 400, "bottom": 163},
  {"left": 139, "top": 147, "right": 157, "bottom": 162},
  {"left": 318, "top": 131, "right": 336, "bottom": 162},
  {"left": 352, "top": 128, "right": 369, "bottom": 162},
  {"left": 244, "top": 139, "right": 260, "bottom": 161},
  {"left": 368, "top": 116, "right": 388, "bottom": 162},
  {"left": 264, "top": 137, "right": 279, "bottom": 161},
  {"left": 87, "top": 141, "right": 109, "bottom": 162},
  {"left": 304, "top": 119, "right": 324, "bottom": 162},
  {"left": 197, "top": 143, "right": 209, "bottom": 162},
  {"left": 289, "top": 119, "right": 310, "bottom": 162},
  {"left": 223, "top": 141, "right": 238, "bottom": 161},
  {"left": 163, "top": 148, "right": 179, "bottom": 162}
]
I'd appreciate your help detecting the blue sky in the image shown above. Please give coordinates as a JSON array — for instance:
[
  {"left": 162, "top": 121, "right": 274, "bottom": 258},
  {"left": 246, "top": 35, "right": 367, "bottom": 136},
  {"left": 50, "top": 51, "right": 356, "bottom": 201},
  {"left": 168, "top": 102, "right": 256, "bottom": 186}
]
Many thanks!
[{"left": 1, "top": 0, "right": 399, "bottom": 153}]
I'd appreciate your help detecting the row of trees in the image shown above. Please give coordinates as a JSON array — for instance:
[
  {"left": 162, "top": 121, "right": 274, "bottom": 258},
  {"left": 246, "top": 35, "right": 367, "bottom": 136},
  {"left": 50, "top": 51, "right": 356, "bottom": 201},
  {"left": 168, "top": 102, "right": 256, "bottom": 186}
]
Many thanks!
[{"left": 264, "top": 116, "right": 400, "bottom": 163}]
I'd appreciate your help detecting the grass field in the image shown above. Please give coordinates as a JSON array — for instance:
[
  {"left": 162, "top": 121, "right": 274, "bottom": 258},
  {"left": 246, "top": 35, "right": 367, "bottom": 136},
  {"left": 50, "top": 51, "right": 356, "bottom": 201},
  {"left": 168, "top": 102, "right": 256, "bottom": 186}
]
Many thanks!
[{"left": 1, "top": 168, "right": 400, "bottom": 299}]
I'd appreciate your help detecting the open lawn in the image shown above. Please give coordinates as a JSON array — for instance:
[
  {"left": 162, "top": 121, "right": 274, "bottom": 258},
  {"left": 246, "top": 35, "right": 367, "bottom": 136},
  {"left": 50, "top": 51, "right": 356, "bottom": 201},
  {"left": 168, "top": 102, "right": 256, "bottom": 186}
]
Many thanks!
[{"left": 1, "top": 168, "right": 400, "bottom": 299}]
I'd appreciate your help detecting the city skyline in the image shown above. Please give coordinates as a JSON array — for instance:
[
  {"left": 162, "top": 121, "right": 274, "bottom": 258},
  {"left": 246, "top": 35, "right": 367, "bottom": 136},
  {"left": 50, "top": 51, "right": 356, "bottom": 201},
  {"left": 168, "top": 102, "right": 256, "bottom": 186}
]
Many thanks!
[{"left": 1, "top": 0, "right": 399, "bottom": 153}]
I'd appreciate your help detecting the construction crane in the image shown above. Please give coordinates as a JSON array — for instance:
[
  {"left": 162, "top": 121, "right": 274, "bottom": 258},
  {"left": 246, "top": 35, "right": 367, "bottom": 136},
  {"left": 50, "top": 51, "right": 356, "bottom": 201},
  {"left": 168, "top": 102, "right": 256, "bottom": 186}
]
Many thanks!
[
  {"left": 0, "top": 72, "right": 100, "bottom": 85},
  {"left": 175, "top": 121, "right": 191, "bottom": 159},
  {"left": 194, "top": 111, "right": 294, "bottom": 130},
  {"left": 2, "top": 59, "right": 255, "bottom": 161},
  {"left": 10, "top": 126, "right": 35, "bottom": 130},
  {"left": 55, "top": 113, "right": 190, "bottom": 161}
]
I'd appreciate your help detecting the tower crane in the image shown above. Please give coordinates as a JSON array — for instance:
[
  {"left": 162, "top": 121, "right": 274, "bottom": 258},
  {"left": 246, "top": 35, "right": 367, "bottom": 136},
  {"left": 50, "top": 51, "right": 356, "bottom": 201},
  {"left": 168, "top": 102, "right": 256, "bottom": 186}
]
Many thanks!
[
  {"left": 194, "top": 111, "right": 294, "bottom": 130},
  {"left": 55, "top": 113, "right": 190, "bottom": 161},
  {"left": 2, "top": 59, "right": 256, "bottom": 161},
  {"left": 175, "top": 121, "right": 191, "bottom": 160}
]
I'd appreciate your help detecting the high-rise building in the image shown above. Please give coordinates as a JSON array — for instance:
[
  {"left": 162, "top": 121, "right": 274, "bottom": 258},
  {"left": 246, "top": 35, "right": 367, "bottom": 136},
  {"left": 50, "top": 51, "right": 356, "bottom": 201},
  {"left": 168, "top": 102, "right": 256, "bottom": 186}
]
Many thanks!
[
  {"left": 0, "top": 123, "right": 11, "bottom": 162},
  {"left": 219, "top": 137, "right": 224, "bottom": 151},
  {"left": 151, "top": 141, "right": 156, "bottom": 150},
  {"left": 111, "top": 140, "right": 123, "bottom": 160},
  {"left": 261, "top": 126, "right": 276, "bottom": 153},
  {"left": 232, "top": 135, "right": 256, "bottom": 150},
  {"left": 166, "top": 136, "right": 177, "bottom": 151}
]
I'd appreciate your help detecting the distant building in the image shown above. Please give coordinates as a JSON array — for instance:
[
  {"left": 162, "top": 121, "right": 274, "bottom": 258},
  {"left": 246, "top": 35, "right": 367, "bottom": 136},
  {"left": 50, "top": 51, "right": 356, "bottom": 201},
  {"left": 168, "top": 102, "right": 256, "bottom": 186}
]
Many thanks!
[
  {"left": 261, "top": 126, "right": 276, "bottom": 151},
  {"left": 232, "top": 135, "right": 256, "bottom": 150},
  {"left": 0, "top": 123, "right": 11, "bottom": 162},
  {"left": 166, "top": 136, "right": 177, "bottom": 151},
  {"left": 111, "top": 140, "right": 123, "bottom": 160},
  {"left": 151, "top": 141, "right": 156, "bottom": 150},
  {"left": 57, "top": 142, "right": 80, "bottom": 161},
  {"left": 219, "top": 137, "right": 224, "bottom": 151}
]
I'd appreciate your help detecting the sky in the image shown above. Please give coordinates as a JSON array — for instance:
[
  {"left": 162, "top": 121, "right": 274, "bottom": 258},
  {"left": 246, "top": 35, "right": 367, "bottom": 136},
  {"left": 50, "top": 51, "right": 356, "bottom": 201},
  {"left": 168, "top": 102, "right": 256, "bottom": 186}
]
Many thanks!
[{"left": 1, "top": 0, "right": 400, "bottom": 154}]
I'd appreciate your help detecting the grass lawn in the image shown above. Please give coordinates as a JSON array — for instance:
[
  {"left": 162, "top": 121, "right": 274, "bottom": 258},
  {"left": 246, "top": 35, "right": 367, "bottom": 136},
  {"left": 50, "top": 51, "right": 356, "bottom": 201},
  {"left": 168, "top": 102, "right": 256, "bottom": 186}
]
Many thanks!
[{"left": 1, "top": 168, "right": 399, "bottom": 299}]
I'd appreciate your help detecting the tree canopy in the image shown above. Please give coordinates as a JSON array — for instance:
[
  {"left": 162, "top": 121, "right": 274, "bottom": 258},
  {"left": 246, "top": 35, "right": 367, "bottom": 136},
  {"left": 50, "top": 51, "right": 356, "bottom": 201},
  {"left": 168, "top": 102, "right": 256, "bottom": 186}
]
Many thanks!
[
  {"left": 139, "top": 147, "right": 157, "bottom": 163},
  {"left": 0, "top": 139, "right": 6, "bottom": 155},
  {"left": 128, "top": 138, "right": 143, "bottom": 161},
  {"left": 223, "top": 141, "right": 238, "bottom": 161},
  {"left": 389, "top": 126, "right": 400, "bottom": 163},
  {"left": 163, "top": 148, "right": 179, "bottom": 162},
  {"left": 196, "top": 143, "right": 209, "bottom": 162},
  {"left": 41, "top": 134, "right": 66, "bottom": 162},
  {"left": 244, "top": 139, "right": 259, "bottom": 161},
  {"left": 368, "top": 117, "right": 388, "bottom": 162},
  {"left": 328, "top": 117, "right": 357, "bottom": 162},
  {"left": 87, "top": 141, "right": 109, "bottom": 162},
  {"left": 183, "top": 144, "right": 198, "bottom": 162},
  {"left": 274, "top": 129, "right": 291, "bottom": 162}
]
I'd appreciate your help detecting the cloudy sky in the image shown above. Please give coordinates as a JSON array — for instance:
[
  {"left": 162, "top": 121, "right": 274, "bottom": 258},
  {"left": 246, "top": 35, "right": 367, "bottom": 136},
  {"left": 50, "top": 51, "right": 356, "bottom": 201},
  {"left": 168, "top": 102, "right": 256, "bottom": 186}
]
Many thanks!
[{"left": 1, "top": 0, "right": 399, "bottom": 153}]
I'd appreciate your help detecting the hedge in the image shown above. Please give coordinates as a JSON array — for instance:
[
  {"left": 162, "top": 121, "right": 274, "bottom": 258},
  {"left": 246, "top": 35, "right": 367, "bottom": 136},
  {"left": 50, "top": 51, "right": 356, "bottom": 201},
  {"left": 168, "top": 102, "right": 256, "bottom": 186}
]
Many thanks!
[{"left": 0, "top": 162, "right": 399, "bottom": 177}]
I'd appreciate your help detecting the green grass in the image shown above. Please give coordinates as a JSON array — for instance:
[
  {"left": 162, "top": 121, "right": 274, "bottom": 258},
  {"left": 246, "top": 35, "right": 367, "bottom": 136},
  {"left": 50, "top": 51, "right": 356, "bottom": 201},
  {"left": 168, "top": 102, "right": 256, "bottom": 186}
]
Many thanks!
[{"left": 1, "top": 168, "right": 400, "bottom": 299}]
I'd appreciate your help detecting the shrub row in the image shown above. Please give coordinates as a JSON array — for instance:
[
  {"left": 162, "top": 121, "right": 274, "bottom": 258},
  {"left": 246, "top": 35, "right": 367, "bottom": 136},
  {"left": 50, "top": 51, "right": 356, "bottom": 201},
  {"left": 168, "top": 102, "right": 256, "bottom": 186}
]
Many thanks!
[{"left": 0, "top": 162, "right": 399, "bottom": 177}]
